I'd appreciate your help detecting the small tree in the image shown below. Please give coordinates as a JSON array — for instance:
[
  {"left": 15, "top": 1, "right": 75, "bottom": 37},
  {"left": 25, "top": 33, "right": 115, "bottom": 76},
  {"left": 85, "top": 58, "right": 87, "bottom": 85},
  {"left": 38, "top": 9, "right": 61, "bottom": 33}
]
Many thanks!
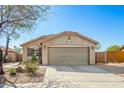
[
  {"left": 106, "top": 45, "right": 121, "bottom": 51},
  {"left": 31, "top": 52, "right": 37, "bottom": 63},
  {"left": 0, "top": 5, "right": 50, "bottom": 74},
  {"left": 0, "top": 48, "right": 4, "bottom": 74}
]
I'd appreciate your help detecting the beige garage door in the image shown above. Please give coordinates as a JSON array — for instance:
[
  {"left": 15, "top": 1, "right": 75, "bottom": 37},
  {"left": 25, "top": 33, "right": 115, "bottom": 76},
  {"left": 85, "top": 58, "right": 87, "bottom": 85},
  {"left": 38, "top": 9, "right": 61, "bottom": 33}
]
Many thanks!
[{"left": 48, "top": 47, "right": 89, "bottom": 65}]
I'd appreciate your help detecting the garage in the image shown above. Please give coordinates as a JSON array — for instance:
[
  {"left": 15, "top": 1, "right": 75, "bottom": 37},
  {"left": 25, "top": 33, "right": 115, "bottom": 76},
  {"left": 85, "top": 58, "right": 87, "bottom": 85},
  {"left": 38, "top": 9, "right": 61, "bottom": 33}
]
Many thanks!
[
  {"left": 21, "top": 31, "right": 98, "bottom": 65},
  {"left": 48, "top": 47, "right": 89, "bottom": 65}
]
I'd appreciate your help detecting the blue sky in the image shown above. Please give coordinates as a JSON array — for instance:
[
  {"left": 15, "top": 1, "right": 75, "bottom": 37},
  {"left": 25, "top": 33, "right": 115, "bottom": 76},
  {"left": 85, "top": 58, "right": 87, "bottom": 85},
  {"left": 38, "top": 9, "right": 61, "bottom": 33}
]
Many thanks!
[{"left": 0, "top": 5, "right": 124, "bottom": 51}]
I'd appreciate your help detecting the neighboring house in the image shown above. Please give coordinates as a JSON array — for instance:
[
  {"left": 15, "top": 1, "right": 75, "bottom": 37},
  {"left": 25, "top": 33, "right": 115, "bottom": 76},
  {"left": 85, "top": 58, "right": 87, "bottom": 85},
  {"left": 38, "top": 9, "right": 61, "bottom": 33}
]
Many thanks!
[
  {"left": 120, "top": 45, "right": 124, "bottom": 51},
  {"left": 20, "top": 31, "right": 98, "bottom": 65},
  {"left": 0, "top": 46, "right": 22, "bottom": 62},
  {"left": 0, "top": 46, "right": 20, "bottom": 62}
]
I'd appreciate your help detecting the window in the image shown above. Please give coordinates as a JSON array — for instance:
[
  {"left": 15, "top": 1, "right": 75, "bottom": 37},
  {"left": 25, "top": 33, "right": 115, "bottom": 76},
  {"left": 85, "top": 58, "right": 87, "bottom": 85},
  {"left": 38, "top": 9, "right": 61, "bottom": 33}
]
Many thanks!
[
  {"left": 27, "top": 48, "right": 34, "bottom": 56},
  {"left": 27, "top": 46, "right": 40, "bottom": 56},
  {"left": 68, "top": 36, "right": 71, "bottom": 41}
]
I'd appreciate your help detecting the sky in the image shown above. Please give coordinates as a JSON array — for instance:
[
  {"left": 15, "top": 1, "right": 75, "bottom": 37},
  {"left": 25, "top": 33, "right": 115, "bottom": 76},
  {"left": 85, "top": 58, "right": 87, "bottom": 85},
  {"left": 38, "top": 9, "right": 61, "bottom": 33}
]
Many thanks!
[{"left": 0, "top": 5, "right": 124, "bottom": 51}]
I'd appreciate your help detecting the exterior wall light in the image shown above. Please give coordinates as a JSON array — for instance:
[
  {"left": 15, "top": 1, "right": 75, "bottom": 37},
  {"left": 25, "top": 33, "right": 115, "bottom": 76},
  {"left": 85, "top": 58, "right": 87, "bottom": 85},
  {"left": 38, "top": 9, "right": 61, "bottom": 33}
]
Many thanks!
[
  {"left": 91, "top": 46, "right": 94, "bottom": 50},
  {"left": 44, "top": 45, "right": 46, "bottom": 48}
]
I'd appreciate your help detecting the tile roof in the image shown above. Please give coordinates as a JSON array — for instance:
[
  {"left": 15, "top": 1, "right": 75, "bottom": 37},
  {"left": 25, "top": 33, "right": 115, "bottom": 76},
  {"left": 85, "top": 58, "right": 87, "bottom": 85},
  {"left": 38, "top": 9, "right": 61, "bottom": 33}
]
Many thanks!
[
  {"left": 0, "top": 45, "right": 17, "bottom": 52},
  {"left": 20, "top": 31, "right": 98, "bottom": 46}
]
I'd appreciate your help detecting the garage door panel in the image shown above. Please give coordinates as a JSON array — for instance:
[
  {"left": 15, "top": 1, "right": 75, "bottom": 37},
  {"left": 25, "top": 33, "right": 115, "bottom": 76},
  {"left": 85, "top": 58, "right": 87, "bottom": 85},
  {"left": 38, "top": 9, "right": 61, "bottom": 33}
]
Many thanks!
[{"left": 48, "top": 47, "right": 89, "bottom": 65}]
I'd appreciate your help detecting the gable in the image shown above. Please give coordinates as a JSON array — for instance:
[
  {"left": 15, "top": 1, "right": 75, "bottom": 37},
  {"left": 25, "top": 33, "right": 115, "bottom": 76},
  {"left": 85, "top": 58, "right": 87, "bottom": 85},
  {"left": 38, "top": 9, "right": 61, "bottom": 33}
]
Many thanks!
[
  {"left": 44, "top": 34, "right": 96, "bottom": 46},
  {"left": 42, "top": 31, "right": 98, "bottom": 45},
  {"left": 21, "top": 31, "right": 98, "bottom": 47},
  {"left": 20, "top": 34, "right": 55, "bottom": 47}
]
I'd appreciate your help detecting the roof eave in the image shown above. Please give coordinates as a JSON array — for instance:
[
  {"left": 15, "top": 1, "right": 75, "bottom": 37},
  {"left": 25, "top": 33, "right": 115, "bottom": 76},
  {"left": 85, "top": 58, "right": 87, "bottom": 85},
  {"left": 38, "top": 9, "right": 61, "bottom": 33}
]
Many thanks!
[{"left": 20, "top": 31, "right": 99, "bottom": 47}]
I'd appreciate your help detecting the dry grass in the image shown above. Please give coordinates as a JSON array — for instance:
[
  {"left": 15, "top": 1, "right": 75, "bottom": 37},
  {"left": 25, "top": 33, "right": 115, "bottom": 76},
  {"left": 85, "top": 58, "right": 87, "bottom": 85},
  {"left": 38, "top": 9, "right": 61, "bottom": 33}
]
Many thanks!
[{"left": 2, "top": 68, "right": 46, "bottom": 84}]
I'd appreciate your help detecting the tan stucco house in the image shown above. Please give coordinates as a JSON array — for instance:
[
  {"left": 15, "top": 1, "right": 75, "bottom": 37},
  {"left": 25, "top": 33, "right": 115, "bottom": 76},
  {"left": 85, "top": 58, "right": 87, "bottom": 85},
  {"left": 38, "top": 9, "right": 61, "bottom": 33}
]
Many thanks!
[{"left": 20, "top": 31, "right": 98, "bottom": 65}]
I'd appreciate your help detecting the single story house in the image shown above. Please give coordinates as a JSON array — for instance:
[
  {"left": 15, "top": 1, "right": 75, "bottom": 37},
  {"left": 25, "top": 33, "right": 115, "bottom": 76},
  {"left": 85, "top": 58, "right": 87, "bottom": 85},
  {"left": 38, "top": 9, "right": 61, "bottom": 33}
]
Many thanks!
[
  {"left": 20, "top": 31, "right": 98, "bottom": 65},
  {"left": 0, "top": 46, "right": 19, "bottom": 62}
]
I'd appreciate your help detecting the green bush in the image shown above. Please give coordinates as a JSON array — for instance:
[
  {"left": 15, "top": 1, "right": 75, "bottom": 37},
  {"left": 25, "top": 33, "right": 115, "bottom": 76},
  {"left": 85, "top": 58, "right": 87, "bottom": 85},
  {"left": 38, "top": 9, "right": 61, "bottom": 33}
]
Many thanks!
[
  {"left": 3, "top": 56, "right": 9, "bottom": 63},
  {"left": 31, "top": 53, "right": 37, "bottom": 63},
  {"left": 25, "top": 63, "right": 38, "bottom": 74},
  {"left": 18, "top": 61, "right": 22, "bottom": 65},
  {"left": 18, "top": 61, "right": 27, "bottom": 65},
  {"left": 8, "top": 57, "right": 11, "bottom": 62},
  {"left": 8, "top": 68, "right": 16, "bottom": 75}
]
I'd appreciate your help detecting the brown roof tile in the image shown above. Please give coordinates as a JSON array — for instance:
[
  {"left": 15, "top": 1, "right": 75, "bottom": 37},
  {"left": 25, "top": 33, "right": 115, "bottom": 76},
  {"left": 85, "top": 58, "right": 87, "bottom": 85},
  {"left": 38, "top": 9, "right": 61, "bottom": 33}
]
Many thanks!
[{"left": 20, "top": 31, "right": 98, "bottom": 46}]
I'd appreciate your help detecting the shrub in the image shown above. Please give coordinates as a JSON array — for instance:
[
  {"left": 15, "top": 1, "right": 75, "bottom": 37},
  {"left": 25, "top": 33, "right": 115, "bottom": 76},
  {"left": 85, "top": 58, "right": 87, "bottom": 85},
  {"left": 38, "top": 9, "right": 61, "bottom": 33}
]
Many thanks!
[
  {"left": 8, "top": 57, "right": 11, "bottom": 62},
  {"left": 25, "top": 63, "right": 38, "bottom": 74},
  {"left": 3, "top": 56, "right": 9, "bottom": 63},
  {"left": 18, "top": 61, "right": 22, "bottom": 65},
  {"left": 31, "top": 53, "right": 37, "bottom": 63},
  {"left": 8, "top": 68, "right": 16, "bottom": 75},
  {"left": 18, "top": 61, "right": 26, "bottom": 65},
  {"left": 16, "top": 66, "right": 25, "bottom": 73}
]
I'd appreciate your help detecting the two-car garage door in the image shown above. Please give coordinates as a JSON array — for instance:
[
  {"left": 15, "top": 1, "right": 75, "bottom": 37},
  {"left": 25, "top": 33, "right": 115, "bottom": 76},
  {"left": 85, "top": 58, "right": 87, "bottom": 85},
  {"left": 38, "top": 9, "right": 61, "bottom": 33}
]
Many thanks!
[{"left": 48, "top": 47, "right": 89, "bottom": 65}]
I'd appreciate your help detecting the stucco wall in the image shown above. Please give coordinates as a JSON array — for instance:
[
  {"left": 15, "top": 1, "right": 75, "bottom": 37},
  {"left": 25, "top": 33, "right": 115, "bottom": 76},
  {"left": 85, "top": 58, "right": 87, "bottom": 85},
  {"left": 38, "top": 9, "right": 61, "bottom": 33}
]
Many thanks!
[
  {"left": 22, "top": 39, "right": 42, "bottom": 62},
  {"left": 42, "top": 35, "right": 96, "bottom": 65},
  {"left": 22, "top": 34, "right": 96, "bottom": 65},
  {"left": 2, "top": 51, "right": 17, "bottom": 62}
]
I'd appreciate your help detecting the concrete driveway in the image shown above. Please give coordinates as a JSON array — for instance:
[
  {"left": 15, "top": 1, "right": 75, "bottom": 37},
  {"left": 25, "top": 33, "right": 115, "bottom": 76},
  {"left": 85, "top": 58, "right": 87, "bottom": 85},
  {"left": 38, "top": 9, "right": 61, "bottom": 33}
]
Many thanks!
[{"left": 43, "top": 65, "right": 124, "bottom": 88}]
